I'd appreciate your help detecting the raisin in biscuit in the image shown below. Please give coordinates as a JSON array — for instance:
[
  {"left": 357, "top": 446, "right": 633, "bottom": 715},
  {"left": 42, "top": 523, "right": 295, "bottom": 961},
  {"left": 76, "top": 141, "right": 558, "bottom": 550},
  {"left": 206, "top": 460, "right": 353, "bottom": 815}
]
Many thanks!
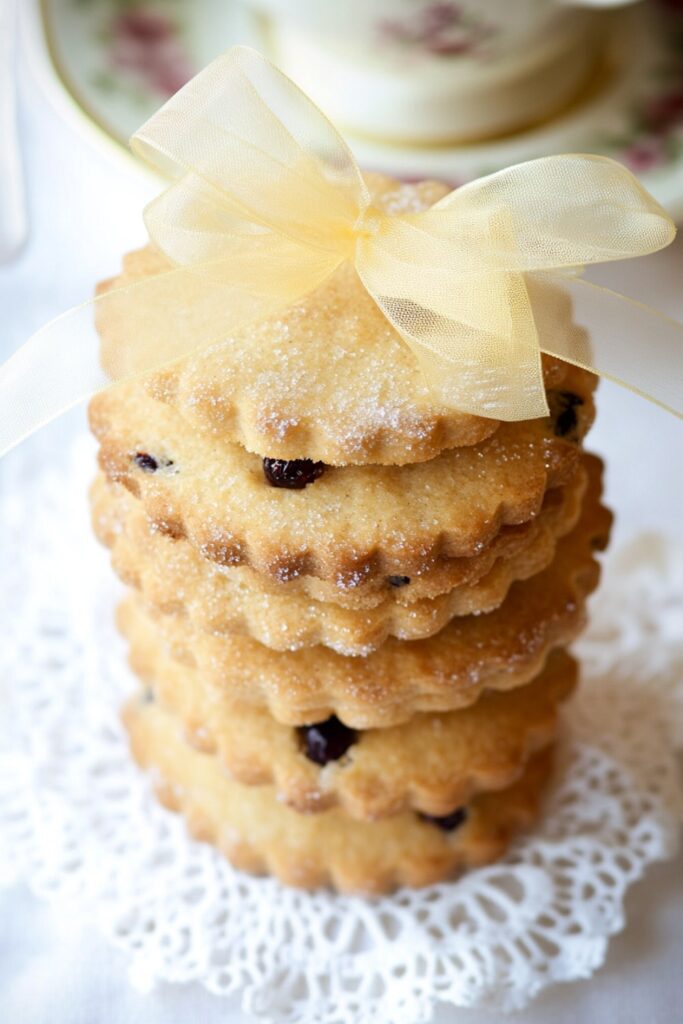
[
  {"left": 97, "top": 172, "right": 596, "bottom": 467},
  {"left": 124, "top": 696, "right": 555, "bottom": 894},
  {"left": 124, "top": 618, "right": 576, "bottom": 819},
  {"left": 89, "top": 383, "right": 589, "bottom": 588},
  {"left": 93, "top": 462, "right": 587, "bottom": 654},
  {"left": 117, "top": 467, "right": 610, "bottom": 728}
]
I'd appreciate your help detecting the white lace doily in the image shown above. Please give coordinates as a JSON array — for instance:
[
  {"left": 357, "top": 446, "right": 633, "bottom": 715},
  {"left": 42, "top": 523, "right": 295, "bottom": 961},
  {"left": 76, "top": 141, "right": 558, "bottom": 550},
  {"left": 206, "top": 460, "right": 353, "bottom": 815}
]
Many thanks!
[{"left": 0, "top": 436, "right": 682, "bottom": 1024}]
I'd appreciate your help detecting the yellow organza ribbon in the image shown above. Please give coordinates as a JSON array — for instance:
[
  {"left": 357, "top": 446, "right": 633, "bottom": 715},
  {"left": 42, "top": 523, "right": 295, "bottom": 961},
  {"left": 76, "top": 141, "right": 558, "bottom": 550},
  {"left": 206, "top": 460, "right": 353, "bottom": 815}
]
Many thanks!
[{"left": 1, "top": 45, "right": 681, "bottom": 457}]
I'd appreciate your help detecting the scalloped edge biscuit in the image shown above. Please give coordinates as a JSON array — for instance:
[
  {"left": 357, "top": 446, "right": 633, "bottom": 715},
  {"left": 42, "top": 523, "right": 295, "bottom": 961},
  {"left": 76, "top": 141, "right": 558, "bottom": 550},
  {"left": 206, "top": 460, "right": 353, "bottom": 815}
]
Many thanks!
[
  {"left": 89, "top": 384, "right": 592, "bottom": 587},
  {"left": 96, "top": 176, "right": 596, "bottom": 467},
  {"left": 124, "top": 624, "right": 576, "bottom": 819},
  {"left": 116, "top": 456, "right": 610, "bottom": 728},
  {"left": 93, "top": 463, "right": 587, "bottom": 654},
  {"left": 91, "top": 470, "right": 582, "bottom": 609},
  {"left": 124, "top": 696, "right": 555, "bottom": 895}
]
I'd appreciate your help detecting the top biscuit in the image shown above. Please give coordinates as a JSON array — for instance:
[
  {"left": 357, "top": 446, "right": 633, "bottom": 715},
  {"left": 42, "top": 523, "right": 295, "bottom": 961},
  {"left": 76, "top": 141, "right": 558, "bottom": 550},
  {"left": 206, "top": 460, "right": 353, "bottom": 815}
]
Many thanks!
[{"left": 96, "top": 174, "right": 591, "bottom": 466}]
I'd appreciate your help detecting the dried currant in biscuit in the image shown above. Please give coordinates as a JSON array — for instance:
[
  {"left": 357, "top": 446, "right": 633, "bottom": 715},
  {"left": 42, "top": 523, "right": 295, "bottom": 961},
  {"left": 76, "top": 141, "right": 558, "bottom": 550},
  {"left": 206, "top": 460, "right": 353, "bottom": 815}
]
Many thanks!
[
  {"left": 548, "top": 391, "right": 583, "bottom": 440},
  {"left": 388, "top": 575, "right": 411, "bottom": 588},
  {"left": 133, "top": 452, "right": 159, "bottom": 473},
  {"left": 418, "top": 807, "right": 468, "bottom": 832},
  {"left": 298, "top": 717, "right": 357, "bottom": 765},
  {"left": 263, "top": 457, "right": 326, "bottom": 489},
  {"left": 132, "top": 452, "right": 174, "bottom": 473}
]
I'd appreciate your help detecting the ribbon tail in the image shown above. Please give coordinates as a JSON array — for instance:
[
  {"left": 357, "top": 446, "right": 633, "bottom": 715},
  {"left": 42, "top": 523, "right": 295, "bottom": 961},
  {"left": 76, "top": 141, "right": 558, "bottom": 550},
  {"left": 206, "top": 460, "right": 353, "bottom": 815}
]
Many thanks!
[
  {"left": 536, "top": 273, "right": 683, "bottom": 418},
  {"left": 0, "top": 253, "right": 339, "bottom": 458},
  {"left": 0, "top": 305, "right": 108, "bottom": 458}
]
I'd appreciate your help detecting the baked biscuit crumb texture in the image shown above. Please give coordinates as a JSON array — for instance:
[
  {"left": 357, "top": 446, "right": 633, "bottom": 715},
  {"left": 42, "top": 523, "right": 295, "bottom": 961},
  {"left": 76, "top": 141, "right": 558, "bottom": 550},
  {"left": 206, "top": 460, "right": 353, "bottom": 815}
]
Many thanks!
[
  {"left": 124, "top": 696, "right": 555, "bottom": 895},
  {"left": 116, "top": 456, "right": 609, "bottom": 729},
  {"left": 123, "top": 632, "right": 576, "bottom": 820},
  {"left": 91, "top": 184, "right": 610, "bottom": 890},
  {"left": 91, "top": 465, "right": 584, "bottom": 608},
  {"left": 92, "top": 462, "right": 588, "bottom": 653},
  {"left": 95, "top": 174, "right": 596, "bottom": 467},
  {"left": 89, "top": 381, "right": 594, "bottom": 586}
]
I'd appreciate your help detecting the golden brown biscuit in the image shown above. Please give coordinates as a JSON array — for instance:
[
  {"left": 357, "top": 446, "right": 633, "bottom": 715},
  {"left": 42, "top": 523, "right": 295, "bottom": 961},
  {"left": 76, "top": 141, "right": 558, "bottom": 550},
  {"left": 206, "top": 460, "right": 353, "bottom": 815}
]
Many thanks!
[
  {"left": 124, "top": 695, "right": 555, "bottom": 894},
  {"left": 97, "top": 173, "right": 596, "bottom": 467},
  {"left": 117, "top": 463, "right": 610, "bottom": 728},
  {"left": 124, "top": 626, "right": 576, "bottom": 819},
  {"left": 94, "top": 462, "right": 587, "bottom": 653},
  {"left": 89, "top": 385, "right": 588, "bottom": 588},
  {"left": 92, "top": 469, "right": 583, "bottom": 610}
]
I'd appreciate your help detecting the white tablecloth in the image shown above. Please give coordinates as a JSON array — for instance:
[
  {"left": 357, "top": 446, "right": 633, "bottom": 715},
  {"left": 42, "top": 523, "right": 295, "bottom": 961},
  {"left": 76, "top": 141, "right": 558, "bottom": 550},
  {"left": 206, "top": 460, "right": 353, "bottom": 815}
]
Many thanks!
[{"left": 1, "top": 42, "right": 682, "bottom": 1024}]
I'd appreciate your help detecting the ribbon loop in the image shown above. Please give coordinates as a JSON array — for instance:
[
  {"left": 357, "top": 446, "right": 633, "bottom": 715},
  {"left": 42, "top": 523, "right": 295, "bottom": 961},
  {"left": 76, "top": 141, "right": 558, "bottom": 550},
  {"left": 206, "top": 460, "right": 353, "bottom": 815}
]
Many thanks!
[
  {"left": 0, "top": 44, "right": 680, "bottom": 457},
  {"left": 131, "top": 47, "right": 368, "bottom": 264},
  {"left": 434, "top": 154, "right": 675, "bottom": 270}
]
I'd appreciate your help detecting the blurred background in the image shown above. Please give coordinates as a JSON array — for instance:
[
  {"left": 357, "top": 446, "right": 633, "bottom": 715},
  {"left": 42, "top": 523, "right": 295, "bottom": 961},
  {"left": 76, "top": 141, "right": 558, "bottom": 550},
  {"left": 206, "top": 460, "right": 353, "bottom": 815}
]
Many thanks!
[
  {"left": 17, "top": 0, "right": 683, "bottom": 199},
  {"left": 0, "top": 2, "right": 682, "bottom": 1023}
]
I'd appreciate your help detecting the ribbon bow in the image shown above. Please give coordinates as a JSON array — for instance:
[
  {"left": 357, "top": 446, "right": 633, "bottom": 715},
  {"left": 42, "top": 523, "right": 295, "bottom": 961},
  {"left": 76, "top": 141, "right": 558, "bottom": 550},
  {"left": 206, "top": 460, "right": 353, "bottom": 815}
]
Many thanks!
[{"left": 1, "top": 46, "right": 681, "bottom": 456}]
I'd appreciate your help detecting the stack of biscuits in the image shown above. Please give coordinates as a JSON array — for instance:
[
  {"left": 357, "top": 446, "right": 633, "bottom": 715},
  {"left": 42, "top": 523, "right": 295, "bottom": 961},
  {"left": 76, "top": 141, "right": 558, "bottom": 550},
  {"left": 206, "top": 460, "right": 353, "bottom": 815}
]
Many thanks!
[{"left": 89, "top": 177, "right": 611, "bottom": 896}]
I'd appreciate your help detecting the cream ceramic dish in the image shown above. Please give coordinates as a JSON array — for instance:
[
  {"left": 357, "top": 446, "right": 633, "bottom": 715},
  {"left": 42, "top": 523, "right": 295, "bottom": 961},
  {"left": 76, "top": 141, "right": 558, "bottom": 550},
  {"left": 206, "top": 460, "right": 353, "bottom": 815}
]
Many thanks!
[{"left": 23, "top": 0, "right": 683, "bottom": 218}]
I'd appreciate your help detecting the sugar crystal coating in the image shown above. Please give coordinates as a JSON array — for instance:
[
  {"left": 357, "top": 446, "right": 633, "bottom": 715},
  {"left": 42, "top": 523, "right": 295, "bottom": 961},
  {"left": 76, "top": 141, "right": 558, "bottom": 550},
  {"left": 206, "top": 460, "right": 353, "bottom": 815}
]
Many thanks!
[
  {"left": 97, "top": 174, "right": 596, "bottom": 467},
  {"left": 90, "top": 372, "right": 595, "bottom": 587}
]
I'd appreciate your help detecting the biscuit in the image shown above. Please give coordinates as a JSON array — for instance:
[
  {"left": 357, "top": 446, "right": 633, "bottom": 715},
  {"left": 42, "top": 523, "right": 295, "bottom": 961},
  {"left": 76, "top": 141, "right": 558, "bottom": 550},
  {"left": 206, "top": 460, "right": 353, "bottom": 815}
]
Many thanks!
[
  {"left": 117, "top": 467, "right": 610, "bottom": 728},
  {"left": 97, "top": 172, "right": 596, "bottom": 467},
  {"left": 124, "top": 623, "right": 576, "bottom": 818},
  {"left": 89, "top": 386, "right": 588, "bottom": 587},
  {"left": 92, "top": 469, "right": 582, "bottom": 610},
  {"left": 94, "top": 462, "right": 587, "bottom": 653},
  {"left": 124, "top": 695, "right": 555, "bottom": 894}
]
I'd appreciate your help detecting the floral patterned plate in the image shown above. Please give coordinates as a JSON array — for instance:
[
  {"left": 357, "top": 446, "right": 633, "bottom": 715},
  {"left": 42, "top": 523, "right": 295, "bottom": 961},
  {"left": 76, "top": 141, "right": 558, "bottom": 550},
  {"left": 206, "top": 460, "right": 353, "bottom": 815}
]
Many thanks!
[
  {"left": 22, "top": 0, "right": 261, "bottom": 179},
  {"left": 23, "top": 0, "right": 683, "bottom": 216}
]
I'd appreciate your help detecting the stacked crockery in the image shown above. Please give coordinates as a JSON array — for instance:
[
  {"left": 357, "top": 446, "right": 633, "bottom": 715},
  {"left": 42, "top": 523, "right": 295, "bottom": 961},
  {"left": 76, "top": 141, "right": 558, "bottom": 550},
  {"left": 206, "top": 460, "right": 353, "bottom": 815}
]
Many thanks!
[{"left": 89, "top": 175, "right": 611, "bottom": 896}]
